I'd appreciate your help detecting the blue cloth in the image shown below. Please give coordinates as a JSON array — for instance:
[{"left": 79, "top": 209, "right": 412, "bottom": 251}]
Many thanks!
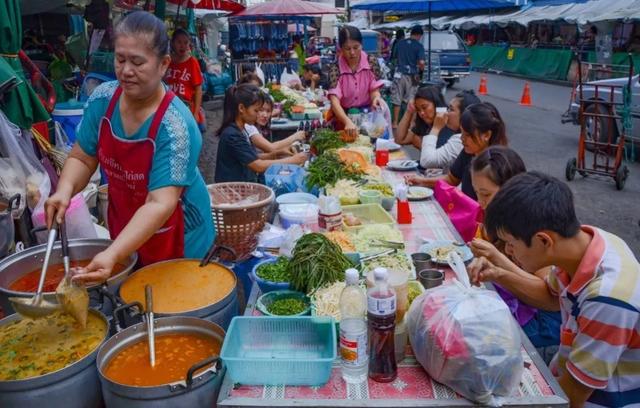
[
  {"left": 215, "top": 123, "right": 260, "bottom": 183},
  {"left": 522, "top": 309, "right": 562, "bottom": 348},
  {"left": 77, "top": 81, "right": 214, "bottom": 259},
  {"left": 395, "top": 38, "right": 426, "bottom": 75}
]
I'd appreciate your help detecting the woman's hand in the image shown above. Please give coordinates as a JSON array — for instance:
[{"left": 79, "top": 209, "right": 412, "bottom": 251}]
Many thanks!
[
  {"left": 291, "top": 152, "right": 309, "bottom": 165},
  {"left": 72, "top": 250, "right": 117, "bottom": 285},
  {"left": 45, "top": 190, "right": 72, "bottom": 227},
  {"left": 467, "top": 256, "right": 505, "bottom": 286},
  {"left": 404, "top": 174, "right": 426, "bottom": 186},
  {"left": 292, "top": 130, "right": 306, "bottom": 142},
  {"left": 371, "top": 95, "right": 384, "bottom": 110},
  {"left": 469, "top": 239, "right": 510, "bottom": 267},
  {"left": 344, "top": 119, "right": 358, "bottom": 139},
  {"left": 432, "top": 112, "right": 448, "bottom": 132},
  {"left": 407, "top": 99, "right": 416, "bottom": 113}
]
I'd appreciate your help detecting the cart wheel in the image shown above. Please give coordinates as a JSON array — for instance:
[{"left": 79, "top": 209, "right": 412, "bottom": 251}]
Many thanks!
[
  {"left": 615, "top": 165, "right": 629, "bottom": 190},
  {"left": 565, "top": 158, "right": 577, "bottom": 181}
]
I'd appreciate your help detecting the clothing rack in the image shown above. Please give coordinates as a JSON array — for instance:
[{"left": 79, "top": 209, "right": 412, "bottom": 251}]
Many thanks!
[{"left": 232, "top": 59, "right": 290, "bottom": 83}]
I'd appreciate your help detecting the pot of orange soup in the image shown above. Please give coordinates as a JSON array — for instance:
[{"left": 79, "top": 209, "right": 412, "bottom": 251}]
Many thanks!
[
  {"left": 97, "top": 316, "right": 225, "bottom": 407},
  {"left": 0, "top": 239, "right": 137, "bottom": 316},
  {"left": 118, "top": 259, "right": 238, "bottom": 331}
]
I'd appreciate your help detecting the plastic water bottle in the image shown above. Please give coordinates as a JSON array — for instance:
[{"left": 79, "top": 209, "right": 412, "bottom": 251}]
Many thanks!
[
  {"left": 340, "top": 268, "right": 368, "bottom": 383},
  {"left": 367, "top": 267, "right": 397, "bottom": 383}
]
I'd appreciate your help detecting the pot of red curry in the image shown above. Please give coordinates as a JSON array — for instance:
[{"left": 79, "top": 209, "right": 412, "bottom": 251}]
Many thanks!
[
  {"left": 96, "top": 316, "right": 225, "bottom": 407},
  {"left": 118, "top": 259, "right": 238, "bottom": 331},
  {"left": 0, "top": 309, "right": 109, "bottom": 407},
  {"left": 0, "top": 239, "right": 137, "bottom": 316}
]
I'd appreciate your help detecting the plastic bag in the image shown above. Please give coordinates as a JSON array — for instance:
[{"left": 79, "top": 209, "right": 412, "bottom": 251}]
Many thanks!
[
  {"left": 363, "top": 105, "right": 392, "bottom": 139},
  {"left": 54, "top": 122, "right": 73, "bottom": 152},
  {"left": 0, "top": 159, "right": 25, "bottom": 218},
  {"left": 407, "top": 254, "right": 523, "bottom": 406},
  {"left": 280, "top": 68, "right": 301, "bottom": 88},
  {"left": 279, "top": 224, "right": 304, "bottom": 257},
  {"left": 264, "top": 164, "right": 307, "bottom": 196}
]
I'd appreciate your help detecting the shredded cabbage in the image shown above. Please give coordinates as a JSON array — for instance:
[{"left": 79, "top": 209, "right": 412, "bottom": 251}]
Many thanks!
[{"left": 349, "top": 225, "right": 404, "bottom": 254}]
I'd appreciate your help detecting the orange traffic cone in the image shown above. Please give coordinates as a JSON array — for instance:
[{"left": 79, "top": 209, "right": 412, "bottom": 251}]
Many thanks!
[
  {"left": 520, "top": 82, "right": 532, "bottom": 106},
  {"left": 478, "top": 75, "right": 488, "bottom": 95}
]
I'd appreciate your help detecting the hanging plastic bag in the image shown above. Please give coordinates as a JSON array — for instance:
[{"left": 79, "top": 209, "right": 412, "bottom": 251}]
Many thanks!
[
  {"left": 407, "top": 252, "right": 523, "bottom": 406},
  {"left": 280, "top": 67, "right": 301, "bottom": 88},
  {"left": 363, "top": 103, "right": 392, "bottom": 140},
  {"left": 0, "top": 158, "right": 25, "bottom": 218},
  {"left": 254, "top": 62, "right": 266, "bottom": 85},
  {"left": 54, "top": 121, "right": 73, "bottom": 152},
  {"left": 264, "top": 164, "right": 307, "bottom": 196}
]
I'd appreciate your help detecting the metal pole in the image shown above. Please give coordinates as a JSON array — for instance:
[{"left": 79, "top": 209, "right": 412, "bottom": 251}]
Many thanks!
[
  {"left": 428, "top": 2, "right": 432, "bottom": 81},
  {"left": 346, "top": 0, "right": 351, "bottom": 22}
]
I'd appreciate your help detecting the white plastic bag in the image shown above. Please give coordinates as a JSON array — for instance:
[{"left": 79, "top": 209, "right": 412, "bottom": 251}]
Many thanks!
[
  {"left": 280, "top": 68, "right": 301, "bottom": 88},
  {"left": 363, "top": 104, "right": 392, "bottom": 139},
  {"left": 407, "top": 253, "right": 523, "bottom": 406}
]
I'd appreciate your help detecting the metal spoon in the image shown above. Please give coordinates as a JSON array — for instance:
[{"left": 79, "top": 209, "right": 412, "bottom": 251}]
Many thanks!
[
  {"left": 56, "top": 221, "right": 89, "bottom": 327},
  {"left": 9, "top": 224, "right": 61, "bottom": 318},
  {"left": 145, "top": 285, "right": 156, "bottom": 367}
]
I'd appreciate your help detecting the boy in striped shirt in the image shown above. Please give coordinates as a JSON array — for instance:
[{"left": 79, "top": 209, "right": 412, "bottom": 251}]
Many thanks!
[{"left": 481, "top": 172, "right": 640, "bottom": 408}]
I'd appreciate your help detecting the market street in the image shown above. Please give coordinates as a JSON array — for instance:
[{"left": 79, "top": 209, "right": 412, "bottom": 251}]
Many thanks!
[{"left": 447, "top": 72, "right": 640, "bottom": 256}]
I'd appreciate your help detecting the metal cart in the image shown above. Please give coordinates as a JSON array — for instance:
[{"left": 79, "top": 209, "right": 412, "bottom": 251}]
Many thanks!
[{"left": 565, "top": 54, "right": 634, "bottom": 190}]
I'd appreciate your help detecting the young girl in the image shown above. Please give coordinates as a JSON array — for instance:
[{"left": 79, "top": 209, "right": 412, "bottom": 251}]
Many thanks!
[
  {"left": 394, "top": 85, "right": 446, "bottom": 150},
  {"left": 215, "top": 84, "right": 308, "bottom": 183},
  {"left": 406, "top": 102, "right": 508, "bottom": 200},
  {"left": 165, "top": 29, "right": 205, "bottom": 130},
  {"left": 244, "top": 94, "right": 306, "bottom": 154},
  {"left": 468, "top": 146, "right": 561, "bottom": 363}
]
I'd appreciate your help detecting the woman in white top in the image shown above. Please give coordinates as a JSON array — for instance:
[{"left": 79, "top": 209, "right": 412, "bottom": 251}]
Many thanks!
[
  {"left": 245, "top": 93, "right": 305, "bottom": 154},
  {"left": 419, "top": 90, "right": 481, "bottom": 169}
]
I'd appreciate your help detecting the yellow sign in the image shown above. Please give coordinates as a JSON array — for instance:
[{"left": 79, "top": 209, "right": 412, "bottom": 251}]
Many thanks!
[
  {"left": 384, "top": 15, "right": 400, "bottom": 22},
  {"left": 507, "top": 48, "right": 515, "bottom": 60}
]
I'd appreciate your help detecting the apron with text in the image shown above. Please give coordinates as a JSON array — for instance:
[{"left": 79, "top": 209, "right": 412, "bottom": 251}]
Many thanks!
[{"left": 97, "top": 86, "right": 185, "bottom": 266}]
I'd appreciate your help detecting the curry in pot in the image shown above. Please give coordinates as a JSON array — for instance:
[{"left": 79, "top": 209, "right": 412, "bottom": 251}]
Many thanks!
[
  {"left": 0, "top": 312, "right": 106, "bottom": 381},
  {"left": 104, "top": 332, "right": 221, "bottom": 386},
  {"left": 119, "top": 260, "right": 236, "bottom": 313}
]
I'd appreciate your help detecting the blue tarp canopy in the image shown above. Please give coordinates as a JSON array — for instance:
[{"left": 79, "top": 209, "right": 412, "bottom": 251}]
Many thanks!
[{"left": 351, "top": 0, "right": 526, "bottom": 12}]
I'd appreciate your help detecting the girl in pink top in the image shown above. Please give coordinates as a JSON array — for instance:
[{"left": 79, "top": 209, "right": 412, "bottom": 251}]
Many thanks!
[{"left": 327, "top": 26, "right": 385, "bottom": 135}]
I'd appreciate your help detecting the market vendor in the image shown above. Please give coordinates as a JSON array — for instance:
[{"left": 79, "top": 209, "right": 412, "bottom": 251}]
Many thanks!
[
  {"left": 327, "top": 25, "right": 386, "bottom": 135},
  {"left": 45, "top": 11, "right": 214, "bottom": 284}
]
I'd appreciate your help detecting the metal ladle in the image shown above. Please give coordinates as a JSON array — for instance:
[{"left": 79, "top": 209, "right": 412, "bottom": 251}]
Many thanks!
[
  {"left": 145, "top": 285, "right": 156, "bottom": 367},
  {"left": 9, "top": 224, "right": 61, "bottom": 318}
]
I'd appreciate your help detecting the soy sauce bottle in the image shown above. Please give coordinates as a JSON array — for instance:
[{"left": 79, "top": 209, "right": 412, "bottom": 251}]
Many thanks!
[{"left": 367, "top": 267, "right": 397, "bottom": 383}]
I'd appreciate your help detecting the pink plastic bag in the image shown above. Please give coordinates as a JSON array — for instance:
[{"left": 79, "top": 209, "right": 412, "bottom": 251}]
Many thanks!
[{"left": 433, "top": 180, "right": 481, "bottom": 242}]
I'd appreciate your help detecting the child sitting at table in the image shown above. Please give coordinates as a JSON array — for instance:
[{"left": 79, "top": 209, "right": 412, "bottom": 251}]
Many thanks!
[
  {"left": 468, "top": 146, "right": 561, "bottom": 363},
  {"left": 474, "top": 171, "right": 640, "bottom": 408}
]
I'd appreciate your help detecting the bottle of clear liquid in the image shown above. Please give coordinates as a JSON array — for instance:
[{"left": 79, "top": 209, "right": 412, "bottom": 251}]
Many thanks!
[
  {"left": 367, "top": 267, "right": 397, "bottom": 383},
  {"left": 340, "top": 268, "right": 368, "bottom": 383}
]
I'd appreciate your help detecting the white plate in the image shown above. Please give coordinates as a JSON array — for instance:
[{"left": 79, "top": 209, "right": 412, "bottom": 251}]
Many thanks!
[
  {"left": 407, "top": 186, "right": 433, "bottom": 201},
  {"left": 387, "top": 160, "right": 418, "bottom": 171},
  {"left": 419, "top": 240, "right": 474, "bottom": 265}
]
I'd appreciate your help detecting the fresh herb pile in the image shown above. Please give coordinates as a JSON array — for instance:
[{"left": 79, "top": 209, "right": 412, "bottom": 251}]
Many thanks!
[
  {"left": 306, "top": 152, "right": 364, "bottom": 190},
  {"left": 267, "top": 298, "right": 307, "bottom": 316},
  {"left": 310, "top": 129, "right": 345, "bottom": 155},
  {"left": 288, "top": 233, "right": 354, "bottom": 294},
  {"left": 256, "top": 257, "right": 291, "bottom": 283}
]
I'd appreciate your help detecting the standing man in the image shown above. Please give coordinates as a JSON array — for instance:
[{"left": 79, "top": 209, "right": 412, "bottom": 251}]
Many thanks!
[{"left": 391, "top": 25, "right": 425, "bottom": 129}]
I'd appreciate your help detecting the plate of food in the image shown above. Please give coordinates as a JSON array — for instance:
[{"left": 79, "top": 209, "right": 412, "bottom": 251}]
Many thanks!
[
  {"left": 387, "top": 160, "right": 419, "bottom": 171},
  {"left": 419, "top": 240, "right": 473, "bottom": 265},
  {"left": 407, "top": 186, "right": 434, "bottom": 201}
]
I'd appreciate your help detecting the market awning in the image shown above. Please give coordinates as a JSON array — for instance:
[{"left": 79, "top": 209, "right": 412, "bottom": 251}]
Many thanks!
[
  {"left": 231, "top": 0, "right": 343, "bottom": 19},
  {"left": 167, "top": 0, "right": 245, "bottom": 13},
  {"left": 351, "top": 0, "right": 527, "bottom": 13}
]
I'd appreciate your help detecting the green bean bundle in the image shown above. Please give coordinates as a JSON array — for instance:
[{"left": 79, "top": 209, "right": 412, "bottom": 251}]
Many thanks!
[{"left": 288, "top": 233, "right": 354, "bottom": 294}]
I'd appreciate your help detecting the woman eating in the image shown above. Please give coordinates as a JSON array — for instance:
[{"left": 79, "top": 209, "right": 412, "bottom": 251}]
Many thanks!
[
  {"left": 327, "top": 26, "right": 385, "bottom": 136},
  {"left": 406, "top": 102, "right": 508, "bottom": 200},
  {"left": 394, "top": 85, "right": 446, "bottom": 149},
  {"left": 468, "top": 146, "right": 561, "bottom": 363},
  {"left": 46, "top": 12, "right": 214, "bottom": 283},
  {"left": 215, "top": 84, "right": 308, "bottom": 183},
  {"left": 165, "top": 28, "right": 205, "bottom": 131},
  {"left": 244, "top": 94, "right": 306, "bottom": 154}
]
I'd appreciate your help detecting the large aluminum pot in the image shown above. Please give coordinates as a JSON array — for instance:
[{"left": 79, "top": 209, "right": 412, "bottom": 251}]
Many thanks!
[
  {"left": 0, "top": 239, "right": 137, "bottom": 316},
  {"left": 97, "top": 316, "right": 226, "bottom": 407},
  {"left": 118, "top": 258, "right": 239, "bottom": 331},
  {"left": 0, "top": 309, "right": 109, "bottom": 407}
]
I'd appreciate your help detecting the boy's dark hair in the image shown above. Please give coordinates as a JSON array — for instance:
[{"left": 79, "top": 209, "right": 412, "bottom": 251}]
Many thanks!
[
  {"left": 472, "top": 146, "right": 526, "bottom": 187},
  {"left": 171, "top": 28, "right": 191, "bottom": 43},
  {"left": 410, "top": 25, "right": 424, "bottom": 37},
  {"left": 484, "top": 171, "right": 581, "bottom": 246}
]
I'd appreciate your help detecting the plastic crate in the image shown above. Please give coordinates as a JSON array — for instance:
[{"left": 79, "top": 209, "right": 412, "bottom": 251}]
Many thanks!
[
  {"left": 221, "top": 316, "right": 336, "bottom": 386},
  {"left": 342, "top": 203, "right": 395, "bottom": 230}
]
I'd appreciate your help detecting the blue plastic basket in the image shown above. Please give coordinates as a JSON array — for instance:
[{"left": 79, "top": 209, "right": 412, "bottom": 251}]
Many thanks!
[
  {"left": 221, "top": 316, "right": 336, "bottom": 386},
  {"left": 251, "top": 258, "right": 291, "bottom": 293}
]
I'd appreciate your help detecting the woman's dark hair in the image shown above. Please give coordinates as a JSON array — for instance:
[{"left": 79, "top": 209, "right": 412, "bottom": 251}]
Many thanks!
[
  {"left": 395, "top": 29, "right": 405, "bottom": 39},
  {"left": 412, "top": 85, "right": 446, "bottom": 136},
  {"left": 257, "top": 91, "right": 273, "bottom": 138},
  {"left": 217, "top": 84, "right": 265, "bottom": 136},
  {"left": 171, "top": 28, "right": 191, "bottom": 43},
  {"left": 485, "top": 171, "right": 580, "bottom": 246},
  {"left": 238, "top": 72, "right": 263, "bottom": 87},
  {"left": 472, "top": 146, "right": 526, "bottom": 187},
  {"left": 114, "top": 11, "right": 169, "bottom": 58},
  {"left": 453, "top": 90, "right": 481, "bottom": 115},
  {"left": 460, "top": 102, "right": 508, "bottom": 146},
  {"left": 303, "top": 64, "right": 321, "bottom": 75},
  {"left": 338, "top": 26, "right": 363, "bottom": 48}
]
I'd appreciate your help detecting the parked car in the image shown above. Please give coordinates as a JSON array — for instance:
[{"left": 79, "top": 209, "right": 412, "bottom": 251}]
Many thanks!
[
  {"left": 421, "top": 31, "right": 471, "bottom": 87},
  {"left": 567, "top": 74, "right": 640, "bottom": 144}
]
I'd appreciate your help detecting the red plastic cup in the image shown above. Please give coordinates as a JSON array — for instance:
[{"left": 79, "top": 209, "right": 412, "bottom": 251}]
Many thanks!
[{"left": 375, "top": 149, "right": 390, "bottom": 166}]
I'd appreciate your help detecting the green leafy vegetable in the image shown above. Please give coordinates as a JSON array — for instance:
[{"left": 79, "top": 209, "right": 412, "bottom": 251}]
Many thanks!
[
  {"left": 256, "top": 257, "right": 291, "bottom": 283},
  {"left": 311, "top": 129, "right": 345, "bottom": 155},
  {"left": 288, "top": 233, "right": 354, "bottom": 294},
  {"left": 306, "top": 152, "right": 363, "bottom": 190},
  {"left": 267, "top": 298, "right": 307, "bottom": 315}
]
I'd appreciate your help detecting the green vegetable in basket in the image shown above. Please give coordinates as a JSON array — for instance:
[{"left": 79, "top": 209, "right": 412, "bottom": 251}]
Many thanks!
[
  {"left": 310, "top": 129, "right": 345, "bottom": 155},
  {"left": 267, "top": 298, "right": 307, "bottom": 315},
  {"left": 288, "top": 233, "right": 354, "bottom": 294},
  {"left": 306, "top": 152, "right": 363, "bottom": 190},
  {"left": 256, "top": 257, "right": 291, "bottom": 283}
]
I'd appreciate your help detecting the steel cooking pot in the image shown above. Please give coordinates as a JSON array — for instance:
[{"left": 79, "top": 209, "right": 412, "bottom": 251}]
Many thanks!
[
  {"left": 0, "top": 195, "right": 20, "bottom": 259},
  {"left": 97, "top": 316, "right": 226, "bottom": 408},
  {"left": 0, "top": 309, "right": 109, "bottom": 408},
  {"left": 0, "top": 239, "right": 137, "bottom": 316}
]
